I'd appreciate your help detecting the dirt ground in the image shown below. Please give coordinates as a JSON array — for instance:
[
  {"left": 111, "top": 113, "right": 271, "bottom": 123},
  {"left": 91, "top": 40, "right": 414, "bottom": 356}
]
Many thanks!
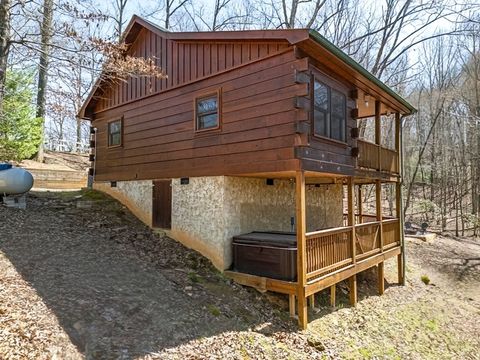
[{"left": 0, "top": 191, "right": 479, "bottom": 359}]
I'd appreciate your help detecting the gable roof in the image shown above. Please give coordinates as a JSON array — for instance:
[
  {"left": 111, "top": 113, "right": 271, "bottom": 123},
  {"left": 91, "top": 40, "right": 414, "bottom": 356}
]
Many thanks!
[{"left": 79, "top": 15, "right": 415, "bottom": 119}]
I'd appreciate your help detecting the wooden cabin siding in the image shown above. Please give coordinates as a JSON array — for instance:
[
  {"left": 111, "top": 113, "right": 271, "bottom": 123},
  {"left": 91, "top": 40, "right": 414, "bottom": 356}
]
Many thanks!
[
  {"left": 294, "top": 61, "right": 357, "bottom": 176},
  {"left": 92, "top": 50, "right": 308, "bottom": 181},
  {"left": 93, "top": 27, "right": 291, "bottom": 114}
]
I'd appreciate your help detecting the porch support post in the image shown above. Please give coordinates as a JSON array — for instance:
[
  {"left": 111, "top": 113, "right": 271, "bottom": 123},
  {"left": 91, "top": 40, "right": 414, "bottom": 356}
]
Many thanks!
[
  {"left": 358, "top": 184, "right": 363, "bottom": 224},
  {"left": 376, "top": 179, "right": 384, "bottom": 252},
  {"left": 295, "top": 170, "right": 308, "bottom": 329},
  {"left": 378, "top": 261, "right": 385, "bottom": 295},
  {"left": 395, "top": 112, "right": 401, "bottom": 171},
  {"left": 375, "top": 100, "right": 382, "bottom": 171},
  {"left": 289, "top": 294, "right": 296, "bottom": 318},
  {"left": 330, "top": 284, "right": 336, "bottom": 307},
  {"left": 397, "top": 111, "right": 406, "bottom": 286},
  {"left": 348, "top": 177, "right": 356, "bottom": 263},
  {"left": 349, "top": 274, "right": 357, "bottom": 306},
  {"left": 396, "top": 181, "right": 405, "bottom": 285},
  {"left": 347, "top": 177, "right": 357, "bottom": 306}
]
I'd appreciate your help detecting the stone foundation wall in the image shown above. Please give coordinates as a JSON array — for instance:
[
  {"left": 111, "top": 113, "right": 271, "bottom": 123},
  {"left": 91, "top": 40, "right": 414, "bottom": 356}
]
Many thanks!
[
  {"left": 169, "top": 177, "right": 226, "bottom": 269},
  {"left": 170, "top": 176, "right": 343, "bottom": 270},
  {"left": 93, "top": 180, "right": 153, "bottom": 227},
  {"left": 94, "top": 176, "right": 343, "bottom": 270}
]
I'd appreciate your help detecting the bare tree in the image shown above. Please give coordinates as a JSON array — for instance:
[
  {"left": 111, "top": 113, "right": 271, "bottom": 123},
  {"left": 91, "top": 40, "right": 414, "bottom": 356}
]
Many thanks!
[
  {"left": 35, "top": 0, "right": 54, "bottom": 162},
  {"left": 0, "top": 0, "right": 11, "bottom": 116}
]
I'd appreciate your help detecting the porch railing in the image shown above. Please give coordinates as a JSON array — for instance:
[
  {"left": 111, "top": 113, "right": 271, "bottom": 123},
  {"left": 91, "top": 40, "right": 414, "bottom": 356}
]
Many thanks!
[
  {"left": 305, "top": 218, "right": 401, "bottom": 282},
  {"left": 357, "top": 140, "right": 399, "bottom": 174},
  {"left": 305, "top": 226, "right": 353, "bottom": 281},
  {"left": 382, "top": 218, "right": 401, "bottom": 248}
]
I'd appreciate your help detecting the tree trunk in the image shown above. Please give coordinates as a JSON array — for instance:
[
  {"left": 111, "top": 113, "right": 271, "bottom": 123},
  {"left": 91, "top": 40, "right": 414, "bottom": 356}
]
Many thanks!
[
  {"left": 0, "top": 0, "right": 11, "bottom": 117},
  {"left": 35, "top": 0, "right": 54, "bottom": 162}
]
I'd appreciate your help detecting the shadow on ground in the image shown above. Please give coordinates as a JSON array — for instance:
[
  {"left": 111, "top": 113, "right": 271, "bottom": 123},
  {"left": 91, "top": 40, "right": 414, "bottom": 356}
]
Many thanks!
[{"left": 0, "top": 191, "right": 296, "bottom": 358}]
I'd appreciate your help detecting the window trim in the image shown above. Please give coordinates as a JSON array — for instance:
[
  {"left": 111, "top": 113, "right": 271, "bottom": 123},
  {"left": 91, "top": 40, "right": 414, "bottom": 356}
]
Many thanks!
[
  {"left": 194, "top": 89, "right": 222, "bottom": 133},
  {"left": 107, "top": 117, "right": 123, "bottom": 148},
  {"left": 310, "top": 73, "right": 348, "bottom": 145}
]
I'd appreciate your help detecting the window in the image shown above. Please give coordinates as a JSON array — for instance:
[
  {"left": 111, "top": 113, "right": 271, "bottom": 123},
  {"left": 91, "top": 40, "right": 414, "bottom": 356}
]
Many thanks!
[
  {"left": 195, "top": 93, "right": 219, "bottom": 131},
  {"left": 108, "top": 118, "right": 122, "bottom": 147},
  {"left": 312, "top": 78, "right": 346, "bottom": 142}
]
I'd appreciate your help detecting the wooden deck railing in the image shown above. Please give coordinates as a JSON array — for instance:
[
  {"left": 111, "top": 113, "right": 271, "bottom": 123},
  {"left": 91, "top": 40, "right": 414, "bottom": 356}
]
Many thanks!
[
  {"left": 305, "top": 226, "right": 353, "bottom": 281},
  {"left": 343, "top": 213, "right": 394, "bottom": 226},
  {"left": 382, "top": 218, "right": 401, "bottom": 248},
  {"left": 357, "top": 140, "right": 399, "bottom": 174},
  {"left": 306, "top": 218, "right": 400, "bottom": 281},
  {"left": 355, "top": 221, "right": 381, "bottom": 260}
]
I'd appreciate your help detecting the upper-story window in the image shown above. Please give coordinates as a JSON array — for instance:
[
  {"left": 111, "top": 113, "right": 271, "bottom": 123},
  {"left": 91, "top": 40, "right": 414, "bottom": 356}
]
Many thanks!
[
  {"left": 195, "top": 92, "right": 220, "bottom": 131},
  {"left": 312, "top": 78, "right": 346, "bottom": 142},
  {"left": 108, "top": 118, "right": 122, "bottom": 147}
]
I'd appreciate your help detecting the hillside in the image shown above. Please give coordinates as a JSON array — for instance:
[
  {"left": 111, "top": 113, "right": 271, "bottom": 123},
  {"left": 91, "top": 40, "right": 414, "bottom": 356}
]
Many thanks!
[{"left": 0, "top": 191, "right": 479, "bottom": 359}]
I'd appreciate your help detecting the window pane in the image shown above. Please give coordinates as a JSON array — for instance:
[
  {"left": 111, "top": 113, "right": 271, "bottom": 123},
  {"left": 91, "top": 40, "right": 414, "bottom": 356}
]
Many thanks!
[
  {"left": 314, "top": 81, "right": 328, "bottom": 110},
  {"left": 109, "top": 121, "right": 121, "bottom": 134},
  {"left": 198, "top": 113, "right": 218, "bottom": 129},
  {"left": 197, "top": 97, "right": 217, "bottom": 114},
  {"left": 108, "top": 120, "right": 122, "bottom": 146},
  {"left": 331, "top": 90, "right": 346, "bottom": 141},
  {"left": 110, "top": 133, "right": 121, "bottom": 146},
  {"left": 314, "top": 109, "right": 328, "bottom": 137}
]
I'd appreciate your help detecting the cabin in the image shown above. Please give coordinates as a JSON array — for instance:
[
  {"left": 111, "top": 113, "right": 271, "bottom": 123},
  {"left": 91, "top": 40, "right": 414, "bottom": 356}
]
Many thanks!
[{"left": 79, "top": 15, "right": 415, "bottom": 329}]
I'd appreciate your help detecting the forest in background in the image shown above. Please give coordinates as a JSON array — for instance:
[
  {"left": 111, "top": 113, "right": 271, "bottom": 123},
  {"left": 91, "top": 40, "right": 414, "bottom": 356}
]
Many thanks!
[{"left": 0, "top": 0, "right": 479, "bottom": 235}]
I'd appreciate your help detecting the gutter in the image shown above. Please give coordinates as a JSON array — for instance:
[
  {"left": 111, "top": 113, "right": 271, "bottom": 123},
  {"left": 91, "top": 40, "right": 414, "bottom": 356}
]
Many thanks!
[{"left": 308, "top": 29, "right": 417, "bottom": 115}]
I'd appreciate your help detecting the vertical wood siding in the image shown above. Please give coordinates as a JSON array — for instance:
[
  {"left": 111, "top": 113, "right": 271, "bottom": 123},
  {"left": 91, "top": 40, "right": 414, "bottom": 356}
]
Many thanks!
[{"left": 93, "top": 28, "right": 290, "bottom": 113}]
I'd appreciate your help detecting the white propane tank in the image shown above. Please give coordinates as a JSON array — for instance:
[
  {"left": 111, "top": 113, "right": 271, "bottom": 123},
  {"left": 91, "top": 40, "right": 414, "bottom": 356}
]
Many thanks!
[{"left": 0, "top": 165, "right": 34, "bottom": 195}]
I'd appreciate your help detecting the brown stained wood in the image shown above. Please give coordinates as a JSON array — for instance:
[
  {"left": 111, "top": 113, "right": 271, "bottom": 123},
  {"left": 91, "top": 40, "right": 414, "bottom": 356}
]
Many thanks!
[
  {"left": 378, "top": 261, "right": 385, "bottom": 295},
  {"left": 90, "top": 51, "right": 308, "bottom": 181},
  {"left": 88, "top": 33, "right": 294, "bottom": 115},
  {"left": 296, "top": 170, "right": 308, "bottom": 329},
  {"left": 305, "top": 246, "right": 401, "bottom": 296},
  {"left": 223, "top": 271, "right": 297, "bottom": 295},
  {"left": 348, "top": 177, "right": 356, "bottom": 264},
  {"left": 330, "top": 285, "right": 336, "bottom": 307},
  {"left": 397, "top": 254, "right": 404, "bottom": 284},
  {"left": 349, "top": 274, "right": 357, "bottom": 306},
  {"left": 308, "top": 295, "right": 315, "bottom": 309},
  {"left": 375, "top": 100, "right": 381, "bottom": 171},
  {"left": 152, "top": 180, "right": 172, "bottom": 229},
  {"left": 289, "top": 294, "right": 296, "bottom": 318},
  {"left": 376, "top": 180, "right": 384, "bottom": 251},
  {"left": 358, "top": 185, "right": 363, "bottom": 223}
]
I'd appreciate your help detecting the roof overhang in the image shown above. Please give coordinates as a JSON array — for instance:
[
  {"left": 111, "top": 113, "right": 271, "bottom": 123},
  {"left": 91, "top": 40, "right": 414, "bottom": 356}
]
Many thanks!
[{"left": 300, "top": 30, "right": 416, "bottom": 116}]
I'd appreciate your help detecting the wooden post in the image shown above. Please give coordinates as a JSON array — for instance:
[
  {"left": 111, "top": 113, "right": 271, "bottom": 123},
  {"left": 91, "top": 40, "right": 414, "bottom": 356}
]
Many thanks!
[
  {"left": 358, "top": 184, "right": 363, "bottom": 224},
  {"left": 349, "top": 274, "right": 357, "bottom": 306},
  {"left": 395, "top": 112, "right": 401, "bottom": 173},
  {"left": 308, "top": 295, "right": 315, "bottom": 309},
  {"left": 289, "top": 294, "right": 296, "bottom": 318},
  {"left": 375, "top": 100, "right": 381, "bottom": 171},
  {"left": 396, "top": 181, "right": 404, "bottom": 284},
  {"left": 348, "top": 178, "right": 358, "bottom": 307},
  {"left": 296, "top": 170, "right": 308, "bottom": 329},
  {"left": 376, "top": 180, "right": 383, "bottom": 252},
  {"left": 348, "top": 177, "right": 356, "bottom": 263},
  {"left": 330, "top": 285, "right": 336, "bottom": 307},
  {"left": 378, "top": 261, "right": 385, "bottom": 295},
  {"left": 397, "top": 254, "right": 404, "bottom": 284}
]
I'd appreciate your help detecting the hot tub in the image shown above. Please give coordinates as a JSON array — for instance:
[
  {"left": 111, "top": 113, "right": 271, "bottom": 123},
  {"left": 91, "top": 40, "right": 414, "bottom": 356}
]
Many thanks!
[{"left": 232, "top": 231, "right": 297, "bottom": 281}]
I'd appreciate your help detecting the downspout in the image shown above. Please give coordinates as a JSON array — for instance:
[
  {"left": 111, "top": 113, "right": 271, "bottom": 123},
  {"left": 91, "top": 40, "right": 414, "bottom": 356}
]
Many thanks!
[{"left": 400, "top": 114, "right": 406, "bottom": 285}]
